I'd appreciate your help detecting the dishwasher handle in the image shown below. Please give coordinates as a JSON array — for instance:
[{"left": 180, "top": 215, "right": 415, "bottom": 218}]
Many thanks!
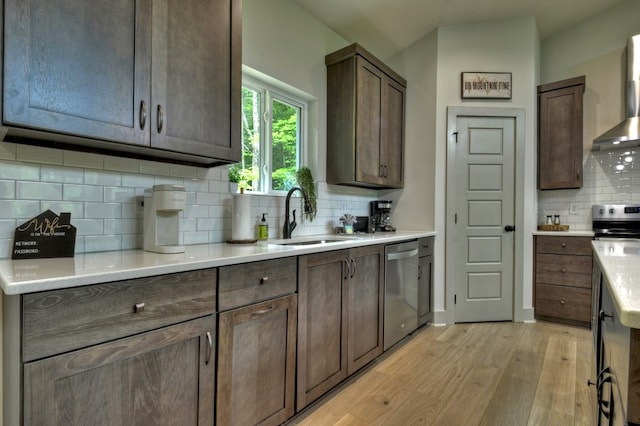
[{"left": 386, "top": 248, "right": 419, "bottom": 261}]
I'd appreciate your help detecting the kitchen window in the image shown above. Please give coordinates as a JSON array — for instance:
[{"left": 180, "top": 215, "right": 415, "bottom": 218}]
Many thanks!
[{"left": 230, "top": 73, "right": 307, "bottom": 194}]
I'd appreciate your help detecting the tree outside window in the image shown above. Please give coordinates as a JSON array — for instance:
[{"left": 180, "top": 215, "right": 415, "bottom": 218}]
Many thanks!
[{"left": 231, "top": 78, "right": 305, "bottom": 194}]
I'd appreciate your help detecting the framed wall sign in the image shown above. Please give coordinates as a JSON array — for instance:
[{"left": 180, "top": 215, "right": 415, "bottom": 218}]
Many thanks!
[{"left": 461, "top": 72, "right": 512, "bottom": 99}]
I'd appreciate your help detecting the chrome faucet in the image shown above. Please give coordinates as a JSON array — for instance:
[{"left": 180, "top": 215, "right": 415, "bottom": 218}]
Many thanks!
[{"left": 283, "top": 186, "right": 314, "bottom": 239}]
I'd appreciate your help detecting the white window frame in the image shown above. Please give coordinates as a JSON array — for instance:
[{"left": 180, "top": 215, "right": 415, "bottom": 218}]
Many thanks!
[{"left": 242, "top": 72, "right": 308, "bottom": 195}]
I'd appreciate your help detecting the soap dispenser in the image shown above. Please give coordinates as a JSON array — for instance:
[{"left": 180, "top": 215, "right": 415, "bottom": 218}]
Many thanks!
[{"left": 258, "top": 213, "right": 269, "bottom": 240}]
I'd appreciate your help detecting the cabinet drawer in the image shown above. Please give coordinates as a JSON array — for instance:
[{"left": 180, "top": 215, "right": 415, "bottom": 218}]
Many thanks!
[
  {"left": 535, "top": 283, "right": 591, "bottom": 323},
  {"left": 219, "top": 257, "right": 297, "bottom": 311},
  {"left": 536, "top": 236, "right": 592, "bottom": 255},
  {"left": 535, "top": 253, "right": 592, "bottom": 288},
  {"left": 22, "top": 269, "right": 216, "bottom": 362}
]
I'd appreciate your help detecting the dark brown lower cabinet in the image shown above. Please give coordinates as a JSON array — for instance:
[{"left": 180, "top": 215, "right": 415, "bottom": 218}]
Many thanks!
[
  {"left": 534, "top": 235, "right": 592, "bottom": 327},
  {"left": 217, "top": 295, "right": 298, "bottom": 426},
  {"left": 297, "top": 245, "right": 384, "bottom": 411},
  {"left": 23, "top": 316, "right": 216, "bottom": 425}
]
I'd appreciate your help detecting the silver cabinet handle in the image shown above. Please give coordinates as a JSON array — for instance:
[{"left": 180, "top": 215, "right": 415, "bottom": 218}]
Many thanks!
[
  {"left": 260, "top": 276, "right": 269, "bottom": 285},
  {"left": 157, "top": 104, "right": 164, "bottom": 133},
  {"left": 205, "top": 332, "right": 212, "bottom": 365},
  {"left": 134, "top": 302, "right": 145, "bottom": 313},
  {"left": 350, "top": 258, "right": 356, "bottom": 279},
  {"left": 139, "top": 100, "right": 147, "bottom": 130},
  {"left": 343, "top": 259, "right": 350, "bottom": 280}
]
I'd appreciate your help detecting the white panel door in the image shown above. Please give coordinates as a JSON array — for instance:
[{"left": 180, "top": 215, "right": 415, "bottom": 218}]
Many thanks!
[{"left": 453, "top": 116, "right": 515, "bottom": 322}]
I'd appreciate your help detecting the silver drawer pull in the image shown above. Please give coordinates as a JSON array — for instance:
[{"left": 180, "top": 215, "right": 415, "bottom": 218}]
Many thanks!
[
  {"left": 561, "top": 243, "right": 567, "bottom": 248},
  {"left": 560, "top": 300, "right": 565, "bottom": 305},
  {"left": 134, "top": 302, "right": 145, "bottom": 313},
  {"left": 561, "top": 267, "right": 566, "bottom": 273},
  {"left": 260, "top": 276, "right": 269, "bottom": 285}
]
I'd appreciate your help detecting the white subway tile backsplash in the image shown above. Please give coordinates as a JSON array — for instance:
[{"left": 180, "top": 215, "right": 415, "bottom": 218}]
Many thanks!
[
  {"left": 196, "top": 192, "right": 219, "bottom": 205},
  {"left": 63, "top": 184, "right": 103, "bottom": 202},
  {"left": 17, "top": 181, "right": 62, "bottom": 200},
  {"left": 139, "top": 160, "right": 167, "bottom": 176},
  {"left": 41, "top": 165, "right": 84, "bottom": 184},
  {"left": 183, "top": 231, "right": 210, "bottom": 245},
  {"left": 84, "top": 170, "right": 122, "bottom": 186},
  {"left": 0, "top": 146, "right": 378, "bottom": 258},
  {"left": 104, "top": 218, "right": 140, "bottom": 235},
  {"left": 104, "top": 187, "right": 135, "bottom": 203},
  {"left": 104, "top": 156, "right": 139, "bottom": 173},
  {"left": 0, "top": 220, "right": 17, "bottom": 239},
  {"left": 170, "top": 164, "right": 198, "bottom": 179},
  {"left": 0, "top": 200, "right": 41, "bottom": 219},
  {"left": 17, "top": 145, "right": 64, "bottom": 165},
  {"left": 84, "top": 235, "right": 121, "bottom": 252},
  {"left": 73, "top": 219, "right": 104, "bottom": 235},
  {"left": 40, "top": 202, "right": 84, "bottom": 218},
  {"left": 0, "top": 161, "right": 40, "bottom": 181},
  {"left": 184, "top": 204, "right": 209, "bottom": 218},
  {"left": 0, "top": 181, "right": 16, "bottom": 199},
  {"left": 539, "top": 149, "right": 640, "bottom": 230},
  {"left": 64, "top": 151, "right": 104, "bottom": 169},
  {"left": 122, "top": 173, "right": 155, "bottom": 189},
  {"left": 85, "top": 203, "right": 122, "bottom": 219}
]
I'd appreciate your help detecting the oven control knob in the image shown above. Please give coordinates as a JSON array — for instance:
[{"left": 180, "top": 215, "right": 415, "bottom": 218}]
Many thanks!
[{"left": 609, "top": 208, "right": 615, "bottom": 214}]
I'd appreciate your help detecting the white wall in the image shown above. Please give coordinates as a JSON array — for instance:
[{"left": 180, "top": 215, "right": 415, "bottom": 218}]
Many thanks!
[
  {"left": 538, "top": 0, "right": 640, "bottom": 225},
  {"left": 385, "top": 18, "right": 539, "bottom": 324}
]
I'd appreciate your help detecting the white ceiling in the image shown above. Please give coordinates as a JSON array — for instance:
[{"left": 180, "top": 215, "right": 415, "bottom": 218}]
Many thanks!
[{"left": 293, "top": 0, "right": 624, "bottom": 59}]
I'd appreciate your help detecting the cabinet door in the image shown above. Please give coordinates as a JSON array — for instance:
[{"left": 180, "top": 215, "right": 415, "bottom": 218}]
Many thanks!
[
  {"left": 297, "top": 250, "right": 348, "bottom": 410},
  {"left": 355, "top": 56, "right": 384, "bottom": 185},
  {"left": 347, "top": 245, "right": 384, "bottom": 375},
  {"left": 4, "top": 0, "right": 151, "bottom": 146},
  {"left": 538, "top": 78, "right": 584, "bottom": 189},
  {"left": 151, "top": 0, "right": 241, "bottom": 162},
  {"left": 381, "top": 78, "right": 405, "bottom": 188},
  {"left": 217, "top": 295, "right": 297, "bottom": 426},
  {"left": 24, "top": 316, "right": 215, "bottom": 425}
]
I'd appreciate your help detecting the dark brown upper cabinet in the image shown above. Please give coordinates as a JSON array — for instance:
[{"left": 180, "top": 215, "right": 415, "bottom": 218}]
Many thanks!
[
  {"left": 2, "top": 0, "right": 241, "bottom": 166},
  {"left": 537, "top": 76, "right": 585, "bottom": 190},
  {"left": 326, "top": 44, "right": 406, "bottom": 189}
]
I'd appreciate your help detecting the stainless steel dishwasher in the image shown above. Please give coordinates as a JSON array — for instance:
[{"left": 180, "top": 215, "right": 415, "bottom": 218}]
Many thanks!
[{"left": 384, "top": 240, "right": 419, "bottom": 350}]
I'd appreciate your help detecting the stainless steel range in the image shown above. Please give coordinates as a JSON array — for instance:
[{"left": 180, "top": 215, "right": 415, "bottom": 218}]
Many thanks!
[{"left": 592, "top": 204, "right": 640, "bottom": 239}]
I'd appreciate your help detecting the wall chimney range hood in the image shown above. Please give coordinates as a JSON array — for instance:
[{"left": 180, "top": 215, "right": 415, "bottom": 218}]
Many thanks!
[{"left": 592, "top": 34, "right": 640, "bottom": 151}]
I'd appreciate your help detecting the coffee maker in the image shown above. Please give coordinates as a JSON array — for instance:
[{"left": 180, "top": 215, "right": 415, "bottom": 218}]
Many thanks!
[
  {"left": 370, "top": 200, "right": 396, "bottom": 232},
  {"left": 144, "top": 184, "right": 186, "bottom": 253}
]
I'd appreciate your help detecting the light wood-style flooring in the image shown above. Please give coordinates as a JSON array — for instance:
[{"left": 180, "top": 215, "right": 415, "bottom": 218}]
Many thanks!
[{"left": 291, "top": 321, "right": 596, "bottom": 425}]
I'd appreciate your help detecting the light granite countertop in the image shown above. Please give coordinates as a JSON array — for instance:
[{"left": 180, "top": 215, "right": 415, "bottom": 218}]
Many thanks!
[
  {"left": 592, "top": 239, "right": 640, "bottom": 328},
  {"left": 0, "top": 230, "right": 436, "bottom": 295}
]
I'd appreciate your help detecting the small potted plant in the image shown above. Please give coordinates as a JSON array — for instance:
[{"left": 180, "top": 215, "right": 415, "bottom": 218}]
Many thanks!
[{"left": 228, "top": 165, "right": 240, "bottom": 193}]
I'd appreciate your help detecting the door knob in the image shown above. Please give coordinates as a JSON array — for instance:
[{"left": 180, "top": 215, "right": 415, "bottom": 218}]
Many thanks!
[{"left": 504, "top": 225, "right": 515, "bottom": 232}]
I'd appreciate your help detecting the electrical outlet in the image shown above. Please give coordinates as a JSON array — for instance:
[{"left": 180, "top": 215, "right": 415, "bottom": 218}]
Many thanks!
[{"left": 569, "top": 203, "right": 579, "bottom": 215}]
